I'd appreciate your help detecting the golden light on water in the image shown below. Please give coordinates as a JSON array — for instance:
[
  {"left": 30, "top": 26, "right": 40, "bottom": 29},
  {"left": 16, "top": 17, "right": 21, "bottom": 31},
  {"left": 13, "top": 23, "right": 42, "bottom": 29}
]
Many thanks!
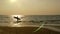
[{"left": 11, "top": 15, "right": 24, "bottom": 21}]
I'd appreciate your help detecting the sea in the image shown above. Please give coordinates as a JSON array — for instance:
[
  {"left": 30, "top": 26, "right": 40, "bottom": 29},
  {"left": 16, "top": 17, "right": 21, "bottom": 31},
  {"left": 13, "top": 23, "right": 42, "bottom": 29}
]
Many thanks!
[{"left": 0, "top": 15, "right": 60, "bottom": 32}]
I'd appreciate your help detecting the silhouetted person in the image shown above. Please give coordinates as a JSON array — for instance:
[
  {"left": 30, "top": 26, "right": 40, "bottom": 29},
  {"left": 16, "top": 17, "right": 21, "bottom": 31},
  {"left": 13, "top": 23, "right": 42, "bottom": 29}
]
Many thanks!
[{"left": 14, "top": 16, "right": 21, "bottom": 23}]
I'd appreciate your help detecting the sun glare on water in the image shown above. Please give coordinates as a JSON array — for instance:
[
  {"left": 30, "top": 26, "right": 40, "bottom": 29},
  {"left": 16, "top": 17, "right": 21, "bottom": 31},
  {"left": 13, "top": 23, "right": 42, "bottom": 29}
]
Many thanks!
[
  {"left": 11, "top": 15, "right": 24, "bottom": 21},
  {"left": 9, "top": 15, "right": 24, "bottom": 27}
]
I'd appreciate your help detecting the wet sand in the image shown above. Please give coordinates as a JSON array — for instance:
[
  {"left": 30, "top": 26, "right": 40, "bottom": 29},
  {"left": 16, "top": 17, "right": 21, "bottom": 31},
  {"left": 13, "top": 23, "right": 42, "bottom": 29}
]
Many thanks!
[{"left": 0, "top": 26, "right": 60, "bottom": 34}]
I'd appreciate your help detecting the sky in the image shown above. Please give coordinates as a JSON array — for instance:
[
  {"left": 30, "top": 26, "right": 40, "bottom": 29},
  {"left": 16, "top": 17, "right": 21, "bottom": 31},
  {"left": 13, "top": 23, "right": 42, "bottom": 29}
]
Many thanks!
[{"left": 0, "top": 0, "right": 60, "bottom": 15}]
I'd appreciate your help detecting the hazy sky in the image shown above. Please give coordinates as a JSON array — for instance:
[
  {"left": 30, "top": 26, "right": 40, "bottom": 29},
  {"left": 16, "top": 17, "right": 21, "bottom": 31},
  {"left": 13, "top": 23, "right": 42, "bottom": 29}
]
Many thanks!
[{"left": 0, "top": 0, "right": 60, "bottom": 15}]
